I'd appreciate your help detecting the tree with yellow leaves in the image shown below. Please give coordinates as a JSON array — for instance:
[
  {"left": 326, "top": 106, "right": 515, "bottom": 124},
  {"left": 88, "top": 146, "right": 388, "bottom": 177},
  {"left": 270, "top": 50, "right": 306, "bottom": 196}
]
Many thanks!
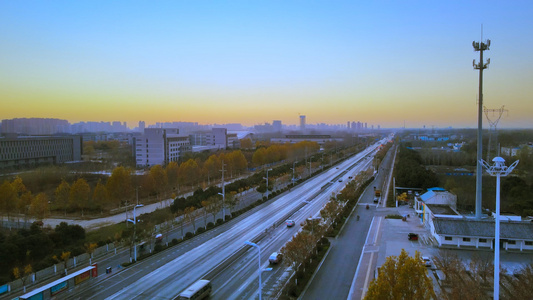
[
  {"left": 13, "top": 264, "right": 33, "bottom": 293},
  {"left": 365, "top": 249, "right": 434, "bottom": 300}
]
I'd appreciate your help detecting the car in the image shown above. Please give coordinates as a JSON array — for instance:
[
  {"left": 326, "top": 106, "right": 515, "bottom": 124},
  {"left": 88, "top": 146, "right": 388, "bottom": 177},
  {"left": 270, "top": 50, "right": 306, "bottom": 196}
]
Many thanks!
[
  {"left": 422, "top": 256, "right": 432, "bottom": 267},
  {"left": 269, "top": 252, "right": 283, "bottom": 264},
  {"left": 338, "top": 179, "right": 343, "bottom": 182},
  {"left": 286, "top": 220, "right": 295, "bottom": 227},
  {"left": 408, "top": 233, "right": 418, "bottom": 241}
]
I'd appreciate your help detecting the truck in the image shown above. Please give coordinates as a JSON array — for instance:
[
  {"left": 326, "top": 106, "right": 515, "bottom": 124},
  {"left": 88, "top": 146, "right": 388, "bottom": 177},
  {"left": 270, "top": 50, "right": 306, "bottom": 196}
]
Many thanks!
[{"left": 374, "top": 189, "right": 381, "bottom": 203}]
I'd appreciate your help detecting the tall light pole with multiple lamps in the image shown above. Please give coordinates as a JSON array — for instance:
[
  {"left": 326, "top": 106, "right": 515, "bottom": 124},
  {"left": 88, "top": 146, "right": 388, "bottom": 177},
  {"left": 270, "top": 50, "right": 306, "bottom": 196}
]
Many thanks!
[
  {"left": 480, "top": 156, "right": 518, "bottom": 300},
  {"left": 127, "top": 204, "right": 144, "bottom": 262}
]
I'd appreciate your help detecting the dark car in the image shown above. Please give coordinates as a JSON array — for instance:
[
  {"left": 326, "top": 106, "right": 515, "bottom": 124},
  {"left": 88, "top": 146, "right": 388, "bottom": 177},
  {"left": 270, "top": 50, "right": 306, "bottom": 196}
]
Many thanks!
[
  {"left": 408, "top": 233, "right": 419, "bottom": 241},
  {"left": 286, "top": 220, "right": 295, "bottom": 227}
]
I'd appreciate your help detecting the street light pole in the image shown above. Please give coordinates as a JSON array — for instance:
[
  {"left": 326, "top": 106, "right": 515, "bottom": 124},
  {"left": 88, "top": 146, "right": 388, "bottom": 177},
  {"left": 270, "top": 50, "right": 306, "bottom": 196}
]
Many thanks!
[
  {"left": 220, "top": 160, "right": 226, "bottom": 221},
  {"left": 245, "top": 241, "right": 263, "bottom": 300},
  {"left": 128, "top": 204, "right": 144, "bottom": 262},
  {"left": 481, "top": 157, "right": 518, "bottom": 300}
]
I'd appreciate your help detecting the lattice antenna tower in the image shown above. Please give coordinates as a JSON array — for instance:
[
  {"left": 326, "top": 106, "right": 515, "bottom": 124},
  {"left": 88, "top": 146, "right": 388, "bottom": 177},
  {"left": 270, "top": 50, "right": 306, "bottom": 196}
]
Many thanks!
[{"left": 484, "top": 105, "right": 508, "bottom": 161}]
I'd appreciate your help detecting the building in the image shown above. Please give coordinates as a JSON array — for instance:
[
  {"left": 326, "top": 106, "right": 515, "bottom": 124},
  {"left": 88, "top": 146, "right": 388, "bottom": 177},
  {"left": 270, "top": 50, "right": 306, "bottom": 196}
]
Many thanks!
[
  {"left": 299, "top": 115, "right": 306, "bottom": 131},
  {"left": 273, "top": 120, "right": 282, "bottom": 132},
  {"left": 415, "top": 188, "right": 533, "bottom": 252},
  {"left": 1, "top": 118, "right": 69, "bottom": 135},
  {"left": 433, "top": 218, "right": 533, "bottom": 251},
  {"left": 0, "top": 135, "right": 82, "bottom": 170},
  {"left": 134, "top": 128, "right": 191, "bottom": 168}
]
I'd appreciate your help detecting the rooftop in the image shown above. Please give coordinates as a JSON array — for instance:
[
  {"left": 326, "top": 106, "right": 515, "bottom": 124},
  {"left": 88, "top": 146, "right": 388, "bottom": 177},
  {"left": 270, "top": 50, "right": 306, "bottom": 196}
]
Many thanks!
[{"left": 433, "top": 218, "right": 533, "bottom": 240}]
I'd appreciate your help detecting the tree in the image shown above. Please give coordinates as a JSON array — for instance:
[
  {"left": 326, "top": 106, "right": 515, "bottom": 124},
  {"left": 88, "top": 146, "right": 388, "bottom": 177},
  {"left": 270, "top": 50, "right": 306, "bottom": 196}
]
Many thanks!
[
  {"left": 93, "top": 180, "right": 108, "bottom": 214},
  {"left": 166, "top": 161, "right": 179, "bottom": 190},
  {"left": 281, "top": 231, "right": 317, "bottom": 268},
  {"left": 86, "top": 242, "right": 98, "bottom": 264},
  {"left": 55, "top": 179, "right": 70, "bottom": 216},
  {"left": 240, "top": 138, "right": 253, "bottom": 149},
  {"left": 30, "top": 193, "right": 50, "bottom": 220},
  {"left": 107, "top": 166, "right": 133, "bottom": 208},
  {"left": 184, "top": 206, "right": 197, "bottom": 232},
  {"left": 18, "top": 191, "right": 34, "bottom": 224},
  {"left": 13, "top": 264, "right": 33, "bottom": 293},
  {"left": 365, "top": 249, "right": 434, "bottom": 300},
  {"left": 203, "top": 155, "right": 220, "bottom": 185},
  {"left": 149, "top": 165, "right": 168, "bottom": 200},
  {"left": 69, "top": 178, "right": 91, "bottom": 216},
  {"left": 178, "top": 159, "right": 200, "bottom": 188},
  {"left": 252, "top": 147, "right": 267, "bottom": 167},
  {"left": 0, "top": 180, "right": 16, "bottom": 223},
  {"left": 53, "top": 251, "right": 71, "bottom": 275}
]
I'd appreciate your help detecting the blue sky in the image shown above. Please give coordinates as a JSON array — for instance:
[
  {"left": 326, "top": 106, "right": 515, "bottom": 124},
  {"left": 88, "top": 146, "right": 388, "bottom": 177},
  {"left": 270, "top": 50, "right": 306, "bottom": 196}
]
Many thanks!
[{"left": 1, "top": 1, "right": 532, "bottom": 128}]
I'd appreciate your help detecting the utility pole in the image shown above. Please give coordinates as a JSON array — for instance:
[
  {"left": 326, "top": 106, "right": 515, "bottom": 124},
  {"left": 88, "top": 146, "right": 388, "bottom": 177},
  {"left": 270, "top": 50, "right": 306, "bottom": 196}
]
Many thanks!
[{"left": 472, "top": 32, "right": 491, "bottom": 219}]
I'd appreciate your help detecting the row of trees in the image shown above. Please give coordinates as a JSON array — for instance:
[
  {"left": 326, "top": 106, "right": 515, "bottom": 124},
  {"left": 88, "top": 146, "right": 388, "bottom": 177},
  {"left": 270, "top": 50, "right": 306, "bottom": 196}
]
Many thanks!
[
  {"left": 0, "top": 177, "right": 50, "bottom": 222},
  {"left": 251, "top": 141, "right": 320, "bottom": 167}
]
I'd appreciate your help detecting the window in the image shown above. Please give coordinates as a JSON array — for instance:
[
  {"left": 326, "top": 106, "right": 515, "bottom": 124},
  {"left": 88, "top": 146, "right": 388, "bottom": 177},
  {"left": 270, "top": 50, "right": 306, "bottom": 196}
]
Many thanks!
[
  {"left": 525, "top": 241, "right": 533, "bottom": 246},
  {"left": 479, "top": 238, "right": 487, "bottom": 243},
  {"left": 507, "top": 240, "right": 516, "bottom": 245},
  {"left": 445, "top": 236, "right": 452, "bottom": 241},
  {"left": 463, "top": 237, "right": 471, "bottom": 242}
]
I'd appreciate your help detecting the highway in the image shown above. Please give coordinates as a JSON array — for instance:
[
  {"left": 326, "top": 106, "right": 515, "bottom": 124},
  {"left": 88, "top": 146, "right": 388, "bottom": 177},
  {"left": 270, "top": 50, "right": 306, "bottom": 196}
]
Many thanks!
[{"left": 61, "top": 140, "right": 385, "bottom": 300}]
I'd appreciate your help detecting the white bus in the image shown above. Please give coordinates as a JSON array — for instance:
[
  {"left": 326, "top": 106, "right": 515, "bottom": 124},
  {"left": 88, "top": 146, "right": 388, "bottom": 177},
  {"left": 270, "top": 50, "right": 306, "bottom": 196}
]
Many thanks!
[{"left": 176, "top": 279, "right": 211, "bottom": 300}]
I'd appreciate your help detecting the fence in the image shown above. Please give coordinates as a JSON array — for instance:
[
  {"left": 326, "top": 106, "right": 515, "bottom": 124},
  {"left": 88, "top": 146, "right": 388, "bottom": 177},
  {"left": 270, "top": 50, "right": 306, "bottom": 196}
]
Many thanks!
[{"left": 1, "top": 242, "right": 118, "bottom": 298}]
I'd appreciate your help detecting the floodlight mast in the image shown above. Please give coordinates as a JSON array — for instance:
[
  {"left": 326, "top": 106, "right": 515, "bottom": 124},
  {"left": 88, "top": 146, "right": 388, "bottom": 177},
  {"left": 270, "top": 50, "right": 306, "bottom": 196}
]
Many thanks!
[
  {"left": 480, "top": 157, "right": 518, "bottom": 300},
  {"left": 473, "top": 36, "right": 491, "bottom": 219}
]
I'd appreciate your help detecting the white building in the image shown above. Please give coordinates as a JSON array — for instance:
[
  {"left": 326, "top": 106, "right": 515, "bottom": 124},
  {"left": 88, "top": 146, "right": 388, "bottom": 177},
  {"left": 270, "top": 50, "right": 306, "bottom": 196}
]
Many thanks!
[
  {"left": 415, "top": 188, "right": 533, "bottom": 252},
  {"left": 134, "top": 128, "right": 191, "bottom": 168}
]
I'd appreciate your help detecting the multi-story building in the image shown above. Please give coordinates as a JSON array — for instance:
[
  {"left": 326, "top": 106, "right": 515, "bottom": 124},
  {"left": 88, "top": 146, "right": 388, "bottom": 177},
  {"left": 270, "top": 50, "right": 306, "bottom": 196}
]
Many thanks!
[
  {"left": 207, "top": 128, "right": 228, "bottom": 149},
  {"left": 1, "top": 118, "right": 69, "bottom": 135},
  {"left": 0, "top": 135, "right": 82, "bottom": 170},
  {"left": 134, "top": 128, "right": 191, "bottom": 168}
]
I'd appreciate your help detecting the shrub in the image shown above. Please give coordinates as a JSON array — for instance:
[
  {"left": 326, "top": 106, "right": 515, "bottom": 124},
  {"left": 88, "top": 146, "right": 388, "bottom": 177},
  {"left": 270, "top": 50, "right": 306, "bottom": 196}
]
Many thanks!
[
  {"left": 154, "top": 244, "right": 163, "bottom": 252},
  {"left": 206, "top": 222, "right": 215, "bottom": 229},
  {"left": 171, "top": 238, "right": 179, "bottom": 245},
  {"left": 184, "top": 232, "right": 194, "bottom": 239},
  {"left": 385, "top": 214, "right": 403, "bottom": 219},
  {"left": 216, "top": 218, "right": 224, "bottom": 225},
  {"left": 196, "top": 227, "right": 205, "bottom": 234}
]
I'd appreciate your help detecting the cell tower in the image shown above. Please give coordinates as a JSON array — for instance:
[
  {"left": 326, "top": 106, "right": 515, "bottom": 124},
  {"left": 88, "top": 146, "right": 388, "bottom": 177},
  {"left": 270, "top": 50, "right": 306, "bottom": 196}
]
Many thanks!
[
  {"left": 472, "top": 33, "right": 490, "bottom": 219},
  {"left": 484, "top": 105, "right": 508, "bottom": 161}
]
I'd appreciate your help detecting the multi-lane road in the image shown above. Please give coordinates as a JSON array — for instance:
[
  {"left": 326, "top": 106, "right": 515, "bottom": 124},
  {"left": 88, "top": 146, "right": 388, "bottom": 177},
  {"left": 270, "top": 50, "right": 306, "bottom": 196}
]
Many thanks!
[{"left": 61, "top": 139, "right": 387, "bottom": 300}]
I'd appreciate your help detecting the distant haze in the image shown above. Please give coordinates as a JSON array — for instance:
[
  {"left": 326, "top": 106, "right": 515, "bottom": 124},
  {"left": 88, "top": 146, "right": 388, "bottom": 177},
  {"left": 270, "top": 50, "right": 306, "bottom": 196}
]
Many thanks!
[{"left": 1, "top": 1, "right": 532, "bottom": 128}]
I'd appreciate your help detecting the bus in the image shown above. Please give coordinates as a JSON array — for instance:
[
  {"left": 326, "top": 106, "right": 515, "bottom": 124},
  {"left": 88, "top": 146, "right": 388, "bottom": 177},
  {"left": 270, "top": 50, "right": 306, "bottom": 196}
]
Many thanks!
[{"left": 176, "top": 279, "right": 211, "bottom": 300}]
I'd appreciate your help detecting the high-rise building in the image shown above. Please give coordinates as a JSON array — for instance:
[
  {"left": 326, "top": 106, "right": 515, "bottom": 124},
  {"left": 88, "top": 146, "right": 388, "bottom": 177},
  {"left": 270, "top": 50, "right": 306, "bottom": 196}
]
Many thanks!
[
  {"left": 139, "top": 121, "right": 146, "bottom": 132},
  {"left": 300, "top": 115, "right": 306, "bottom": 131}
]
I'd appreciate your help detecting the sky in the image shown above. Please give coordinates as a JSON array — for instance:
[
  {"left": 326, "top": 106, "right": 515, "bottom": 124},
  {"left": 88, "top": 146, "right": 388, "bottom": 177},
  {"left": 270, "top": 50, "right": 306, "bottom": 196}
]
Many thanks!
[{"left": 1, "top": 1, "right": 532, "bottom": 129}]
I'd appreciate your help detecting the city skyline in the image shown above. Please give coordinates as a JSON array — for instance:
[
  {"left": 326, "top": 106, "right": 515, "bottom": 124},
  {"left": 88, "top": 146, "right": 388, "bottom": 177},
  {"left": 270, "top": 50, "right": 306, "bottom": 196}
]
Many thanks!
[{"left": 1, "top": 1, "right": 532, "bottom": 128}]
